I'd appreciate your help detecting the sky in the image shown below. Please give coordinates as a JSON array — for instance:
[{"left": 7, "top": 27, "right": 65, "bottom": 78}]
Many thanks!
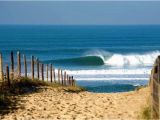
[{"left": 0, "top": 1, "right": 160, "bottom": 25}]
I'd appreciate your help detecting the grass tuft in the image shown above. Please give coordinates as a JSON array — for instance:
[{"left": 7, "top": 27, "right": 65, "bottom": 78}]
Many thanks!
[
  {"left": 0, "top": 77, "right": 85, "bottom": 115},
  {"left": 140, "top": 106, "right": 151, "bottom": 120},
  {"left": 64, "top": 86, "right": 86, "bottom": 93},
  {"left": 138, "top": 96, "right": 151, "bottom": 120},
  {"left": 135, "top": 85, "right": 148, "bottom": 91}
]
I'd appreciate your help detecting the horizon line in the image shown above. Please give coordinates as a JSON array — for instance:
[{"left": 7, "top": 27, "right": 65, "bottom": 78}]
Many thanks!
[
  {"left": 0, "top": 24, "right": 160, "bottom": 26},
  {"left": 1, "top": 0, "right": 160, "bottom": 1}
]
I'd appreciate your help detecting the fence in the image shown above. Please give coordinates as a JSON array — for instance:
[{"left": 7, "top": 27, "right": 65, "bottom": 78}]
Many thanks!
[
  {"left": 0, "top": 51, "right": 76, "bottom": 88},
  {"left": 150, "top": 56, "right": 160, "bottom": 119}
]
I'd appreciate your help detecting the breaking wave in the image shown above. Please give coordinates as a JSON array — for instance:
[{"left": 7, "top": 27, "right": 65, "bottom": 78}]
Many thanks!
[{"left": 46, "top": 50, "right": 160, "bottom": 67}]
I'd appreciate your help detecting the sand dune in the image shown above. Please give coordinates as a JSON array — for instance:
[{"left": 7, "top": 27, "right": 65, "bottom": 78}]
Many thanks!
[{"left": 1, "top": 87, "right": 149, "bottom": 120}]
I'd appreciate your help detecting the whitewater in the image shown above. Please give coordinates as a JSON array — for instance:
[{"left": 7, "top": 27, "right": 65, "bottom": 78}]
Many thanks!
[
  {"left": 50, "top": 50, "right": 158, "bottom": 81},
  {"left": 84, "top": 50, "right": 160, "bottom": 67},
  {"left": 1, "top": 25, "right": 160, "bottom": 92}
]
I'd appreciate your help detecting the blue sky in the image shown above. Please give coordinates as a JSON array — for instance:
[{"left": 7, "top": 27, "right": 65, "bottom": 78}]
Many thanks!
[{"left": 0, "top": 1, "right": 160, "bottom": 25}]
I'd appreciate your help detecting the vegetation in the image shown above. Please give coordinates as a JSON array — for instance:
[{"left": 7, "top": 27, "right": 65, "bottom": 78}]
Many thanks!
[
  {"left": 138, "top": 97, "right": 151, "bottom": 120},
  {"left": 0, "top": 77, "right": 85, "bottom": 115},
  {"left": 135, "top": 85, "right": 148, "bottom": 91},
  {"left": 64, "top": 86, "right": 86, "bottom": 93},
  {"left": 138, "top": 105, "right": 151, "bottom": 120}
]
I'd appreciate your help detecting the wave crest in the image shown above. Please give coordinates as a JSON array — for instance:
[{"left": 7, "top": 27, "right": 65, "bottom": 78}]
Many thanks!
[
  {"left": 45, "top": 50, "right": 160, "bottom": 67},
  {"left": 85, "top": 50, "right": 160, "bottom": 66},
  {"left": 45, "top": 56, "right": 104, "bottom": 66}
]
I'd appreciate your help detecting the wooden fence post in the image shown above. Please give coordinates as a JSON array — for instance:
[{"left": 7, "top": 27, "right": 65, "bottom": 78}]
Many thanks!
[
  {"left": 10, "top": 51, "right": 14, "bottom": 80},
  {"left": 41, "top": 63, "right": 44, "bottom": 81},
  {"left": 46, "top": 64, "right": 48, "bottom": 81},
  {"left": 68, "top": 76, "right": 71, "bottom": 86},
  {"left": 67, "top": 74, "right": 69, "bottom": 86},
  {"left": 17, "top": 51, "right": 21, "bottom": 77},
  {"left": 23, "top": 55, "right": 27, "bottom": 78},
  {"left": 50, "top": 64, "right": 52, "bottom": 82},
  {"left": 36, "top": 58, "right": 39, "bottom": 80},
  {"left": 73, "top": 80, "right": 75, "bottom": 87},
  {"left": 58, "top": 69, "right": 60, "bottom": 84},
  {"left": 61, "top": 69, "right": 63, "bottom": 85},
  {"left": 39, "top": 63, "right": 41, "bottom": 80},
  {"left": 64, "top": 71, "right": 66, "bottom": 86},
  {"left": 158, "top": 56, "right": 160, "bottom": 119},
  {"left": 31, "top": 56, "right": 34, "bottom": 80},
  {"left": 6, "top": 65, "right": 10, "bottom": 88},
  {"left": 151, "top": 56, "right": 160, "bottom": 119},
  {"left": 71, "top": 76, "right": 74, "bottom": 86},
  {"left": 0, "top": 53, "right": 3, "bottom": 80},
  {"left": 53, "top": 67, "right": 56, "bottom": 83}
]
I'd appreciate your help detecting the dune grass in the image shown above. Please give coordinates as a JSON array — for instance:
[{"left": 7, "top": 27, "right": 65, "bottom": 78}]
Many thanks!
[
  {"left": 135, "top": 85, "right": 148, "bottom": 91},
  {"left": 1, "top": 77, "right": 84, "bottom": 93},
  {"left": 141, "top": 106, "right": 151, "bottom": 120},
  {"left": 0, "top": 77, "right": 85, "bottom": 115},
  {"left": 138, "top": 96, "right": 151, "bottom": 120},
  {"left": 64, "top": 86, "right": 86, "bottom": 93}
]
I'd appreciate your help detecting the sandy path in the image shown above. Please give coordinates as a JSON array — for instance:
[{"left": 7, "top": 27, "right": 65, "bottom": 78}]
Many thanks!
[{"left": 1, "top": 87, "right": 149, "bottom": 120}]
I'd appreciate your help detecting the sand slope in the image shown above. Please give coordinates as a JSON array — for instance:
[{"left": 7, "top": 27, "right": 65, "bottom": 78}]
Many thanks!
[{"left": 1, "top": 87, "right": 149, "bottom": 120}]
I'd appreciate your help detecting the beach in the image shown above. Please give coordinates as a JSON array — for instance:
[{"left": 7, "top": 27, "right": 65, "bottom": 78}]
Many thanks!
[
  {"left": 1, "top": 86, "right": 149, "bottom": 120},
  {"left": 1, "top": 2, "right": 160, "bottom": 119}
]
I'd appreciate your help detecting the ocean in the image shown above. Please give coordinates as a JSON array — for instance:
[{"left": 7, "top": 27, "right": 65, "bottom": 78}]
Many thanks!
[{"left": 0, "top": 25, "right": 159, "bottom": 93}]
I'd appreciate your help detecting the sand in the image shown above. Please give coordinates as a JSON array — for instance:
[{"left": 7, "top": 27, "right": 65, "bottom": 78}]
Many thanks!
[{"left": 1, "top": 86, "right": 149, "bottom": 120}]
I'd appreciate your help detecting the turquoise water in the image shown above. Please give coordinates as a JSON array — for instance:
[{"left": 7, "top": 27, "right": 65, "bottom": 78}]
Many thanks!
[{"left": 0, "top": 25, "right": 160, "bottom": 92}]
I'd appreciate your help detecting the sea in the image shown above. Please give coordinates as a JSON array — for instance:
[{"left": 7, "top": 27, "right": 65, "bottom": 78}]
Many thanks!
[{"left": 0, "top": 25, "right": 160, "bottom": 93}]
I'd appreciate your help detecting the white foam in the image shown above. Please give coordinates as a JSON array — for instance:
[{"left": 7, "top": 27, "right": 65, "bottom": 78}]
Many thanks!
[
  {"left": 65, "top": 67, "right": 152, "bottom": 81},
  {"left": 74, "top": 77, "right": 148, "bottom": 81},
  {"left": 85, "top": 50, "right": 160, "bottom": 67},
  {"left": 22, "top": 68, "right": 150, "bottom": 81},
  {"left": 104, "top": 52, "right": 159, "bottom": 66},
  {"left": 66, "top": 68, "right": 151, "bottom": 75}
]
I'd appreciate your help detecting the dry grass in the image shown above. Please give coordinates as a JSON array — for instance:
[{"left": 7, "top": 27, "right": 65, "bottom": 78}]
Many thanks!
[
  {"left": 63, "top": 86, "right": 86, "bottom": 93},
  {"left": 138, "top": 96, "right": 151, "bottom": 120},
  {"left": 0, "top": 77, "right": 84, "bottom": 115},
  {"left": 141, "top": 106, "right": 151, "bottom": 120},
  {"left": 135, "top": 85, "right": 148, "bottom": 91}
]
